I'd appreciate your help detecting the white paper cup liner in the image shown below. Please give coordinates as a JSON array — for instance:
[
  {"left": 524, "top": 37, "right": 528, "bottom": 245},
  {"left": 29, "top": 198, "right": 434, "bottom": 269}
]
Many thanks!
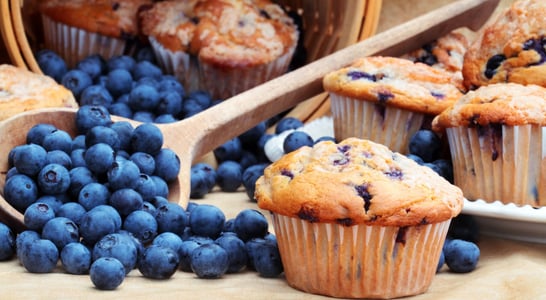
[
  {"left": 446, "top": 125, "right": 546, "bottom": 207},
  {"left": 329, "top": 94, "right": 426, "bottom": 154},
  {"left": 272, "top": 213, "right": 450, "bottom": 299},
  {"left": 42, "top": 16, "right": 128, "bottom": 68}
]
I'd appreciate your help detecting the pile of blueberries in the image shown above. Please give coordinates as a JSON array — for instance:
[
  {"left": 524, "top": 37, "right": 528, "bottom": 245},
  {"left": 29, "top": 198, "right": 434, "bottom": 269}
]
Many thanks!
[{"left": 0, "top": 104, "right": 283, "bottom": 290}]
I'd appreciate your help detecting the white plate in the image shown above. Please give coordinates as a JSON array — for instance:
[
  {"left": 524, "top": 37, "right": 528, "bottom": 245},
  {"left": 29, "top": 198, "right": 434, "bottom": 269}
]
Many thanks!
[{"left": 462, "top": 199, "right": 546, "bottom": 244}]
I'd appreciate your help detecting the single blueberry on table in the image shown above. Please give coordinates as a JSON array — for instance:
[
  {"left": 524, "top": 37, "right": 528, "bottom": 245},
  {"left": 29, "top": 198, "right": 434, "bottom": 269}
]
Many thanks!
[
  {"left": 214, "top": 137, "right": 243, "bottom": 163},
  {"left": 190, "top": 243, "right": 229, "bottom": 279},
  {"left": 0, "top": 222, "right": 15, "bottom": 261},
  {"left": 190, "top": 163, "right": 217, "bottom": 199},
  {"left": 233, "top": 209, "right": 269, "bottom": 242},
  {"left": 283, "top": 131, "right": 314, "bottom": 154},
  {"left": 90, "top": 257, "right": 126, "bottom": 290},
  {"left": 61, "top": 242, "right": 92, "bottom": 275},
  {"left": 216, "top": 160, "right": 243, "bottom": 192},
  {"left": 139, "top": 245, "right": 180, "bottom": 279},
  {"left": 443, "top": 239, "right": 480, "bottom": 273}
]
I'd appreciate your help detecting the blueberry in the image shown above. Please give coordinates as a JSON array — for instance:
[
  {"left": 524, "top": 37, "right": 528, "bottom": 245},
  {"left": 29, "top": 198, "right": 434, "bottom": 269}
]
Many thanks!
[
  {"left": 136, "top": 76, "right": 160, "bottom": 89},
  {"left": 158, "top": 76, "right": 185, "bottom": 97},
  {"left": 215, "top": 232, "right": 247, "bottom": 273},
  {"left": 179, "top": 240, "right": 201, "bottom": 272},
  {"left": 93, "top": 233, "right": 138, "bottom": 275},
  {"left": 216, "top": 160, "right": 243, "bottom": 192},
  {"left": 154, "top": 148, "right": 180, "bottom": 182},
  {"left": 142, "top": 201, "right": 157, "bottom": 216},
  {"left": 190, "top": 243, "right": 229, "bottom": 279},
  {"left": 242, "top": 164, "right": 268, "bottom": 201},
  {"left": 61, "top": 69, "right": 93, "bottom": 99},
  {"left": 239, "top": 121, "right": 266, "bottom": 150},
  {"left": 37, "top": 163, "right": 71, "bottom": 195},
  {"left": 130, "top": 152, "right": 156, "bottom": 175},
  {"left": 484, "top": 54, "right": 506, "bottom": 79},
  {"left": 151, "top": 176, "right": 169, "bottom": 199},
  {"left": 0, "top": 222, "right": 15, "bottom": 261},
  {"left": 57, "top": 202, "right": 87, "bottom": 225},
  {"left": 238, "top": 150, "right": 259, "bottom": 170},
  {"left": 152, "top": 232, "right": 184, "bottom": 259},
  {"left": 233, "top": 209, "right": 269, "bottom": 242},
  {"left": 214, "top": 137, "right": 243, "bottom": 162},
  {"left": 35, "top": 195, "right": 64, "bottom": 213},
  {"left": 68, "top": 166, "right": 97, "bottom": 198},
  {"left": 275, "top": 117, "right": 303, "bottom": 134},
  {"left": 109, "top": 121, "right": 134, "bottom": 152},
  {"left": 154, "top": 114, "right": 178, "bottom": 123},
  {"left": 42, "top": 129, "right": 73, "bottom": 153},
  {"left": 251, "top": 238, "right": 283, "bottom": 278},
  {"left": 190, "top": 163, "right": 217, "bottom": 199},
  {"left": 181, "top": 98, "right": 205, "bottom": 118},
  {"left": 437, "top": 249, "right": 445, "bottom": 272},
  {"left": 139, "top": 245, "right": 180, "bottom": 279},
  {"left": 107, "top": 159, "right": 140, "bottom": 190},
  {"left": 90, "top": 257, "right": 126, "bottom": 290},
  {"left": 189, "top": 204, "right": 226, "bottom": 239},
  {"left": 155, "top": 203, "right": 187, "bottom": 235},
  {"left": 85, "top": 125, "right": 120, "bottom": 149},
  {"left": 109, "top": 188, "right": 144, "bottom": 217},
  {"left": 46, "top": 150, "right": 72, "bottom": 169},
  {"left": 406, "top": 153, "right": 424, "bottom": 165},
  {"left": 24, "top": 202, "right": 55, "bottom": 231},
  {"left": 443, "top": 239, "right": 480, "bottom": 273},
  {"left": 76, "top": 105, "right": 112, "bottom": 134},
  {"left": 123, "top": 210, "right": 158, "bottom": 244},
  {"left": 61, "top": 242, "right": 92, "bottom": 275},
  {"left": 130, "top": 123, "right": 163, "bottom": 155},
  {"left": 108, "top": 102, "right": 134, "bottom": 119},
  {"left": 128, "top": 84, "right": 160, "bottom": 112},
  {"left": 433, "top": 159, "right": 454, "bottom": 183},
  {"left": 4, "top": 174, "right": 38, "bottom": 212},
  {"left": 186, "top": 90, "right": 212, "bottom": 109},
  {"left": 132, "top": 61, "right": 163, "bottom": 81},
  {"left": 84, "top": 143, "right": 115, "bottom": 174},
  {"left": 283, "top": 131, "right": 314, "bottom": 154},
  {"left": 132, "top": 111, "right": 156, "bottom": 122},
  {"left": 106, "top": 69, "right": 133, "bottom": 97},
  {"left": 79, "top": 205, "right": 121, "bottom": 245},
  {"left": 80, "top": 85, "right": 114, "bottom": 107},
  {"left": 26, "top": 123, "right": 57, "bottom": 145},
  {"left": 135, "top": 46, "right": 156, "bottom": 63},
  {"left": 41, "top": 217, "right": 80, "bottom": 250},
  {"left": 78, "top": 182, "right": 111, "bottom": 210},
  {"left": 134, "top": 174, "right": 157, "bottom": 202},
  {"left": 76, "top": 54, "right": 106, "bottom": 81},
  {"left": 408, "top": 130, "right": 442, "bottom": 162},
  {"left": 107, "top": 55, "right": 136, "bottom": 72},
  {"left": 13, "top": 143, "right": 47, "bottom": 176},
  {"left": 36, "top": 49, "right": 67, "bottom": 82},
  {"left": 19, "top": 238, "right": 59, "bottom": 273}
]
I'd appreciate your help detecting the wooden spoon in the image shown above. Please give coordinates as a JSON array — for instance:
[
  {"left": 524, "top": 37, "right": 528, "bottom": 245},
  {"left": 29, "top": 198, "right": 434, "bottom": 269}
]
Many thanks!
[{"left": 0, "top": 0, "right": 499, "bottom": 232}]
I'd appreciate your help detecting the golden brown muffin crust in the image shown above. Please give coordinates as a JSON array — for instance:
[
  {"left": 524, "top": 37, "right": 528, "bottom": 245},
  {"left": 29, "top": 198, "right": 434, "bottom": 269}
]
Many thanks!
[
  {"left": 255, "top": 138, "right": 463, "bottom": 227},
  {"left": 40, "top": 0, "right": 153, "bottom": 38},
  {"left": 433, "top": 83, "right": 546, "bottom": 130},
  {"left": 323, "top": 56, "right": 465, "bottom": 115},
  {"left": 0, "top": 65, "right": 78, "bottom": 121}
]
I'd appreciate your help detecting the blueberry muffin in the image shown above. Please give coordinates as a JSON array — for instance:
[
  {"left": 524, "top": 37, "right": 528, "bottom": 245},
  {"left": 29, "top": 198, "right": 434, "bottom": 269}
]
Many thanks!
[
  {"left": 402, "top": 31, "right": 473, "bottom": 81},
  {"left": 433, "top": 82, "right": 546, "bottom": 207},
  {"left": 0, "top": 64, "right": 78, "bottom": 121},
  {"left": 39, "top": 0, "right": 153, "bottom": 67},
  {"left": 255, "top": 137, "right": 463, "bottom": 299},
  {"left": 462, "top": 0, "right": 546, "bottom": 89},
  {"left": 140, "top": 0, "right": 299, "bottom": 99},
  {"left": 323, "top": 56, "right": 464, "bottom": 154}
]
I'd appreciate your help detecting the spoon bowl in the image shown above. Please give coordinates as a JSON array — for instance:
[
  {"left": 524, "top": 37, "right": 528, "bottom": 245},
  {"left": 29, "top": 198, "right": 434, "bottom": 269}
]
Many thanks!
[{"left": 0, "top": 0, "right": 499, "bottom": 232}]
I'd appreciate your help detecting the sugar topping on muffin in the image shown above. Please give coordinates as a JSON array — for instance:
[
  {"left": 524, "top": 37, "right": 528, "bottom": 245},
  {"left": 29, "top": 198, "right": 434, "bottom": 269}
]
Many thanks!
[
  {"left": 323, "top": 56, "right": 465, "bottom": 115},
  {"left": 255, "top": 137, "right": 463, "bottom": 227},
  {"left": 0, "top": 64, "right": 78, "bottom": 121}
]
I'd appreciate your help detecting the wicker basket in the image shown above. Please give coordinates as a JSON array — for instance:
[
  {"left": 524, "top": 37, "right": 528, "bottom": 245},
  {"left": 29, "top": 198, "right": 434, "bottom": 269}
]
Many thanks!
[{"left": 0, "top": 0, "right": 382, "bottom": 123}]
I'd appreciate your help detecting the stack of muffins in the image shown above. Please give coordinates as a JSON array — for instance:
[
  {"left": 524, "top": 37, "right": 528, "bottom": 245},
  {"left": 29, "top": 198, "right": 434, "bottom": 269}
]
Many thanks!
[
  {"left": 256, "top": 0, "right": 546, "bottom": 298},
  {"left": 38, "top": 0, "right": 299, "bottom": 100}
]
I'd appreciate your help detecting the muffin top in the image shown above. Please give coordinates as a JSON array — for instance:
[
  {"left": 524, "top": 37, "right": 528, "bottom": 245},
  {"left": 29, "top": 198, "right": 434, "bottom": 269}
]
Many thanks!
[
  {"left": 39, "top": 0, "right": 153, "bottom": 38},
  {"left": 462, "top": 0, "right": 546, "bottom": 89},
  {"left": 323, "top": 56, "right": 465, "bottom": 115},
  {"left": 140, "top": 0, "right": 299, "bottom": 68},
  {"left": 0, "top": 65, "right": 78, "bottom": 121},
  {"left": 255, "top": 138, "right": 463, "bottom": 227},
  {"left": 433, "top": 83, "right": 546, "bottom": 130},
  {"left": 402, "top": 31, "right": 473, "bottom": 78}
]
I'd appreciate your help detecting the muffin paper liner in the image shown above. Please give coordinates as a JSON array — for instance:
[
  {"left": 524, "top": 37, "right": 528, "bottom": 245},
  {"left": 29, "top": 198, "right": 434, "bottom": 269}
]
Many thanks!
[
  {"left": 149, "top": 37, "right": 296, "bottom": 99},
  {"left": 446, "top": 125, "right": 546, "bottom": 207},
  {"left": 272, "top": 213, "right": 450, "bottom": 299},
  {"left": 42, "top": 16, "right": 128, "bottom": 68},
  {"left": 329, "top": 94, "right": 425, "bottom": 154}
]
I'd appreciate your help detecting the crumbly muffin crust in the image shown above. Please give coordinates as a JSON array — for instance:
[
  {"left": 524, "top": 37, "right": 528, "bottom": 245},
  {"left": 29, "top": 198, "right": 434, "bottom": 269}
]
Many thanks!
[
  {"left": 0, "top": 65, "right": 78, "bottom": 121},
  {"left": 255, "top": 138, "right": 463, "bottom": 227},
  {"left": 462, "top": 0, "right": 546, "bottom": 89},
  {"left": 432, "top": 83, "right": 546, "bottom": 130},
  {"left": 39, "top": 0, "right": 153, "bottom": 38},
  {"left": 323, "top": 56, "right": 465, "bottom": 115},
  {"left": 140, "top": 0, "right": 298, "bottom": 68}
]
